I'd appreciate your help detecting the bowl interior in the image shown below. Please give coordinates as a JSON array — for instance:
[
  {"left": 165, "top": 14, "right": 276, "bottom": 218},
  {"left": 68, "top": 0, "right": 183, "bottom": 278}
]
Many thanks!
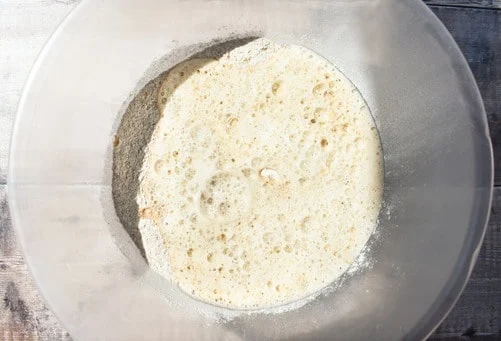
[{"left": 8, "top": 0, "right": 492, "bottom": 340}]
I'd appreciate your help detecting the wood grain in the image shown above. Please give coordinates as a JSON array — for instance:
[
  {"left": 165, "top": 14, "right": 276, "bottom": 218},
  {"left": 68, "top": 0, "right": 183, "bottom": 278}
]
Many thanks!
[
  {"left": 428, "top": 5, "right": 501, "bottom": 185},
  {"left": 424, "top": 0, "right": 501, "bottom": 9},
  {"left": 0, "top": 2, "right": 76, "bottom": 339},
  {"left": 0, "top": 186, "right": 72, "bottom": 340},
  {"left": 430, "top": 190, "right": 501, "bottom": 339},
  {"left": 0, "top": 0, "right": 77, "bottom": 184},
  {"left": 0, "top": 0, "right": 500, "bottom": 340}
]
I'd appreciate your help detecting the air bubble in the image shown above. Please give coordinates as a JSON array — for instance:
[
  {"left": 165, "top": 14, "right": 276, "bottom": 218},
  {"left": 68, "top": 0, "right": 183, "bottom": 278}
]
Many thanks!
[
  {"left": 228, "top": 117, "right": 239, "bottom": 128},
  {"left": 251, "top": 157, "right": 263, "bottom": 168},
  {"left": 271, "top": 80, "right": 282, "bottom": 95},
  {"left": 315, "top": 107, "right": 325, "bottom": 115},
  {"left": 207, "top": 253, "right": 214, "bottom": 262},
  {"left": 300, "top": 216, "right": 311, "bottom": 232},
  {"left": 139, "top": 207, "right": 153, "bottom": 219},
  {"left": 154, "top": 160, "right": 166, "bottom": 174},
  {"left": 312, "top": 83, "right": 325, "bottom": 96}
]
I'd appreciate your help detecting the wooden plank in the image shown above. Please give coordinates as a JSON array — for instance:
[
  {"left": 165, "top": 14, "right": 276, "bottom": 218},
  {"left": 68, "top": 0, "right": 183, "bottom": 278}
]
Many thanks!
[
  {"left": 429, "top": 336, "right": 501, "bottom": 341},
  {"left": 424, "top": 0, "right": 501, "bottom": 9},
  {"left": 0, "top": 0, "right": 77, "bottom": 184},
  {"left": 428, "top": 5, "right": 501, "bottom": 186},
  {"left": 429, "top": 189, "right": 501, "bottom": 339},
  {"left": 0, "top": 186, "right": 72, "bottom": 340}
]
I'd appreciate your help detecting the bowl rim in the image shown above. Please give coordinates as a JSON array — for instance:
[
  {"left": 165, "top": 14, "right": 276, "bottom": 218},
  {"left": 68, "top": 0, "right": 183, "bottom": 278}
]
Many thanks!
[{"left": 7, "top": 0, "right": 494, "bottom": 340}]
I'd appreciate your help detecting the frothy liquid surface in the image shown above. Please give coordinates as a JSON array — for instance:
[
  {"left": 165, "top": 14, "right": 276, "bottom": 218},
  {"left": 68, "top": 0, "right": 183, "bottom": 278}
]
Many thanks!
[{"left": 138, "top": 39, "right": 383, "bottom": 309}]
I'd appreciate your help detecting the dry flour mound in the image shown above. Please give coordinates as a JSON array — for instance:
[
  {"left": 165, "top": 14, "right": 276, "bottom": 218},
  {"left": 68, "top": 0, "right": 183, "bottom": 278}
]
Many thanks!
[{"left": 137, "top": 38, "right": 383, "bottom": 309}]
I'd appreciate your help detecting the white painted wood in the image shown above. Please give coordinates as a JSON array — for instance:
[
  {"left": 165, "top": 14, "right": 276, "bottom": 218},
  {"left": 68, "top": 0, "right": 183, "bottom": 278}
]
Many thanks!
[
  {"left": 0, "top": 186, "right": 73, "bottom": 340},
  {"left": 0, "top": 0, "right": 79, "bottom": 183},
  {"left": 0, "top": 1, "right": 77, "bottom": 338}
]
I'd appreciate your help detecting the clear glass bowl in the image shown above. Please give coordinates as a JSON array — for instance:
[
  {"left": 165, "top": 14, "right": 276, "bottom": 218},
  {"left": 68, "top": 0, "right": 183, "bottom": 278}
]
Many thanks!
[{"left": 8, "top": 0, "right": 493, "bottom": 340}]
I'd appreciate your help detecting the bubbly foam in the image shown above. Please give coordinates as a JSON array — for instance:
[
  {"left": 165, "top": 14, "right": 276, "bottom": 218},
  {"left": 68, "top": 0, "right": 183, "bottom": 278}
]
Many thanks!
[{"left": 138, "top": 39, "right": 383, "bottom": 309}]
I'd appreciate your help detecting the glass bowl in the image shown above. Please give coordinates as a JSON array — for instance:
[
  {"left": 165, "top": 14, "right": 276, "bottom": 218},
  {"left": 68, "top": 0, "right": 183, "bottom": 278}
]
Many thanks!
[{"left": 8, "top": 0, "right": 493, "bottom": 340}]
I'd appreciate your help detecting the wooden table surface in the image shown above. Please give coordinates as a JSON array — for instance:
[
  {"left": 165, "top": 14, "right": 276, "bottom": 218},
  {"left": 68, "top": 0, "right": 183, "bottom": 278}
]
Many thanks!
[{"left": 0, "top": 1, "right": 500, "bottom": 340}]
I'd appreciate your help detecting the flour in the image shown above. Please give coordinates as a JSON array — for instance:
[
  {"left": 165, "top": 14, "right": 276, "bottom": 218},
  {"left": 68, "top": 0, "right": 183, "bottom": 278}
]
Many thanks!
[{"left": 135, "top": 38, "right": 383, "bottom": 310}]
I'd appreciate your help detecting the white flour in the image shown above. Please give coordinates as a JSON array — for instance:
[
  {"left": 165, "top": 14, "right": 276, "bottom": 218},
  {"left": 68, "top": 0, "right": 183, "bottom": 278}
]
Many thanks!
[{"left": 137, "top": 38, "right": 383, "bottom": 310}]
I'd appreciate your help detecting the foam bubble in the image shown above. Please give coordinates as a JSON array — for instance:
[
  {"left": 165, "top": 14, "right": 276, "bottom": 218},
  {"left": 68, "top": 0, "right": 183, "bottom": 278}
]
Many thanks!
[{"left": 198, "top": 172, "right": 252, "bottom": 223}]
